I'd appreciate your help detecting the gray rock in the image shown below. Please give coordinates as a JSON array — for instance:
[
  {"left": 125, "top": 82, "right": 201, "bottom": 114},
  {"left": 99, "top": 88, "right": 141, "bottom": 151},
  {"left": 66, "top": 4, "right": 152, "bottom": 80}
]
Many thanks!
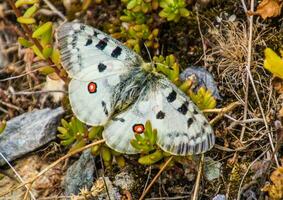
[
  {"left": 96, "top": 177, "right": 121, "bottom": 200},
  {"left": 213, "top": 194, "right": 226, "bottom": 200},
  {"left": 113, "top": 170, "right": 135, "bottom": 191},
  {"left": 204, "top": 157, "right": 221, "bottom": 181},
  {"left": 180, "top": 66, "right": 222, "bottom": 100},
  {"left": 63, "top": 149, "right": 95, "bottom": 195},
  {"left": 0, "top": 107, "right": 64, "bottom": 166}
]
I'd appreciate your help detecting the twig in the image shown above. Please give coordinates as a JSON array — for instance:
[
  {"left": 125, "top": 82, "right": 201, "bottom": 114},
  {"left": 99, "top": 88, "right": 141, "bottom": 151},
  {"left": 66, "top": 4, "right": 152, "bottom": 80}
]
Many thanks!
[
  {"left": 207, "top": 102, "right": 241, "bottom": 125},
  {"left": 142, "top": 166, "right": 152, "bottom": 195},
  {"left": 139, "top": 156, "right": 173, "bottom": 200},
  {"left": 0, "top": 99, "right": 23, "bottom": 111},
  {"left": 6, "top": 0, "right": 67, "bottom": 83},
  {"left": 240, "top": 0, "right": 248, "bottom": 13},
  {"left": 203, "top": 101, "right": 241, "bottom": 113},
  {"left": 196, "top": 9, "right": 207, "bottom": 67},
  {"left": 191, "top": 154, "right": 204, "bottom": 200},
  {"left": 42, "top": 0, "right": 66, "bottom": 21},
  {"left": 0, "top": 139, "right": 105, "bottom": 197},
  {"left": 145, "top": 195, "right": 191, "bottom": 200},
  {"left": 236, "top": 150, "right": 267, "bottom": 200},
  {"left": 239, "top": 0, "right": 254, "bottom": 142},
  {"left": 0, "top": 152, "right": 36, "bottom": 200},
  {"left": 0, "top": 68, "right": 40, "bottom": 82},
  {"left": 12, "top": 90, "right": 67, "bottom": 95},
  {"left": 242, "top": 0, "right": 279, "bottom": 167}
]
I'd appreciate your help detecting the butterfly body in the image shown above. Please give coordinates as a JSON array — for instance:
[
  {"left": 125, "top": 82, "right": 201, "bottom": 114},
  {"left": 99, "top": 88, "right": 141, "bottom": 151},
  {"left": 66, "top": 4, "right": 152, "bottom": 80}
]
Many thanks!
[{"left": 57, "top": 22, "right": 215, "bottom": 156}]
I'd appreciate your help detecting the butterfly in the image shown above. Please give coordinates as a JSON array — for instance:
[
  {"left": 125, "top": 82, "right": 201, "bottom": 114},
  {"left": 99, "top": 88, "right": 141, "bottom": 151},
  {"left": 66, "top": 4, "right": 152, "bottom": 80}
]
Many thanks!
[{"left": 57, "top": 22, "right": 215, "bottom": 156}]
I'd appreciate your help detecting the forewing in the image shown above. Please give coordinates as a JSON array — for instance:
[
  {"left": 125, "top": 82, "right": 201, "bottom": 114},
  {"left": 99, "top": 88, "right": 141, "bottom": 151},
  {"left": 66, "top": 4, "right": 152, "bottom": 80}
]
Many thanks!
[
  {"left": 103, "top": 79, "right": 214, "bottom": 155},
  {"left": 57, "top": 22, "right": 142, "bottom": 125},
  {"left": 57, "top": 22, "right": 142, "bottom": 79}
]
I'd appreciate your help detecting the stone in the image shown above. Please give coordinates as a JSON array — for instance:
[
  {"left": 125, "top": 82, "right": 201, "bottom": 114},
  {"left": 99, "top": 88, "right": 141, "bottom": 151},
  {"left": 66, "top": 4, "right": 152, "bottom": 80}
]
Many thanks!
[
  {"left": 213, "top": 194, "right": 226, "bottom": 200},
  {"left": 204, "top": 157, "right": 221, "bottom": 181},
  {"left": 0, "top": 107, "right": 64, "bottom": 166},
  {"left": 180, "top": 66, "right": 222, "bottom": 100},
  {"left": 93, "top": 177, "right": 121, "bottom": 200},
  {"left": 63, "top": 150, "right": 95, "bottom": 196},
  {"left": 113, "top": 170, "right": 135, "bottom": 191}
]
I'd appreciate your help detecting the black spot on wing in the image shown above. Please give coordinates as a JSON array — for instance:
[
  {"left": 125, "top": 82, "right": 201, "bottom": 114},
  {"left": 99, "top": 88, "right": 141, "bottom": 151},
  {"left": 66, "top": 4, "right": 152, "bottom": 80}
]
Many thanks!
[
  {"left": 167, "top": 90, "right": 177, "bottom": 103},
  {"left": 156, "top": 111, "right": 165, "bottom": 119},
  {"left": 80, "top": 24, "right": 85, "bottom": 30},
  {"left": 85, "top": 38, "right": 92, "bottom": 46},
  {"left": 112, "top": 117, "right": 125, "bottom": 122},
  {"left": 111, "top": 46, "right": 122, "bottom": 58},
  {"left": 193, "top": 108, "right": 198, "bottom": 115},
  {"left": 93, "top": 31, "right": 98, "bottom": 37},
  {"left": 187, "top": 118, "right": 194, "bottom": 129},
  {"left": 98, "top": 63, "right": 107, "bottom": 72},
  {"left": 96, "top": 38, "right": 108, "bottom": 50},
  {"left": 177, "top": 101, "right": 189, "bottom": 115},
  {"left": 101, "top": 101, "right": 108, "bottom": 116}
]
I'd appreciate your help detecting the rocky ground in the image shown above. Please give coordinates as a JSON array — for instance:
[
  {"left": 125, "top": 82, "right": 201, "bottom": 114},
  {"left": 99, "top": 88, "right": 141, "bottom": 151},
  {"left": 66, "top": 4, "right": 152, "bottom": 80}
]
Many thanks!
[{"left": 0, "top": 0, "right": 283, "bottom": 199}]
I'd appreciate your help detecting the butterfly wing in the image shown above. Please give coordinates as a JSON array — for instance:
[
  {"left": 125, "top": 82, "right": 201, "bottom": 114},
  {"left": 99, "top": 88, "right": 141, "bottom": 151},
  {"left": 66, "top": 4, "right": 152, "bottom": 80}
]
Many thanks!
[
  {"left": 57, "top": 22, "right": 143, "bottom": 125},
  {"left": 68, "top": 61, "right": 127, "bottom": 125},
  {"left": 151, "top": 79, "right": 214, "bottom": 155},
  {"left": 57, "top": 22, "right": 142, "bottom": 79},
  {"left": 103, "top": 78, "right": 214, "bottom": 155}
]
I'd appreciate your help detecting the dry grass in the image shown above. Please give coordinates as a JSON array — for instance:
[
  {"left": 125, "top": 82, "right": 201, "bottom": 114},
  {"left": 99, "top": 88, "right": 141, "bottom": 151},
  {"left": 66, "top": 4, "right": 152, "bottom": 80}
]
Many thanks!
[{"left": 206, "top": 20, "right": 269, "bottom": 85}]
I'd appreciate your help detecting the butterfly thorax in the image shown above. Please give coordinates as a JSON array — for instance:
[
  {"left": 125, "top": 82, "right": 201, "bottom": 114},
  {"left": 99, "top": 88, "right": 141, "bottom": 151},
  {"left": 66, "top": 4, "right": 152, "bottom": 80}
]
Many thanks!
[{"left": 110, "top": 67, "right": 159, "bottom": 115}]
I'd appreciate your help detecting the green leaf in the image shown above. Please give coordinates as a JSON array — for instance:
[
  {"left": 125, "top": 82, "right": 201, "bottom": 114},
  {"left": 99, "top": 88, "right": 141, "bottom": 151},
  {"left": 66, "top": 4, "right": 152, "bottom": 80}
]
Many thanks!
[
  {"left": 138, "top": 150, "right": 164, "bottom": 165},
  {"left": 32, "top": 22, "right": 53, "bottom": 38},
  {"left": 17, "top": 17, "right": 36, "bottom": 24},
  {"left": 18, "top": 37, "right": 33, "bottom": 48}
]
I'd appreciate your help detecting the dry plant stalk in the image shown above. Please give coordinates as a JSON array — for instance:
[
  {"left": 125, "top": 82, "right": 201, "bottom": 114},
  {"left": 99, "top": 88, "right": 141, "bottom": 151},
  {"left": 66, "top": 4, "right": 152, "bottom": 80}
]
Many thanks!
[{"left": 206, "top": 20, "right": 267, "bottom": 85}]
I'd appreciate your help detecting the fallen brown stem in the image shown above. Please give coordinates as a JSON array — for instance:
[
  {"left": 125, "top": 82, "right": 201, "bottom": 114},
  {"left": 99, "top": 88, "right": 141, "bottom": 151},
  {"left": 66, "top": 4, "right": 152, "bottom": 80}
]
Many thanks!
[
  {"left": 206, "top": 101, "right": 241, "bottom": 125},
  {"left": 139, "top": 156, "right": 173, "bottom": 200},
  {"left": 191, "top": 154, "right": 204, "bottom": 200},
  {"left": 0, "top": 139, "right": 105, "bottom": 197},
  {"left": 203, "top": 101, "right": 241, "bottom": 113}
]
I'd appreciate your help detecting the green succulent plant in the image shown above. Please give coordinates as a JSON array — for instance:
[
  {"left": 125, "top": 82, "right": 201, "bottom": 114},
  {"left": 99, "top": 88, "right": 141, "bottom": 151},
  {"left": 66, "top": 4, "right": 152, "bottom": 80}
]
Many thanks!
[
  {"left": 119, "top": 24, "right": 159, "bottom": 53},
  {"left": 57, "top": 117, "right": 89, "bottom": 150},
  {"left": 188, "top": 87, "right": 217, "bottom": 110},
  {"left": 15, "top": 0, "right": 61, "bottom": 76},
  {"left": 0, "top": 120, "right": 6, "bottom": 135},
  {"left": 122, "top": 0, "right": 159, "bottom": 13},
  {"left": 159, "top": 0, "right": 190, "bottom": 22},
  {"left": 120, "top": 9, "right": 150, "bottom": 24},
  {"left": 153, "top": 55, "right": 216, "bottom": 110},
  {"left": 153, "top": 54, "right": 180, "bottom": 84},
  {"left": 130, "top": 120, "right": 157, "bottom": 153},
  {"left": 57, "top": 117, "right": 126, "bottom": 168}
]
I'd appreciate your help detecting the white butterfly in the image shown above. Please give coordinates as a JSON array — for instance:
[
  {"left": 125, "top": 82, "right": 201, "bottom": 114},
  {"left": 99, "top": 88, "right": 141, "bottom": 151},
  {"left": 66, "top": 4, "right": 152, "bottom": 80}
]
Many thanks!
[{"left": 57, "top": 22, "right": 215, "bottom": 156}]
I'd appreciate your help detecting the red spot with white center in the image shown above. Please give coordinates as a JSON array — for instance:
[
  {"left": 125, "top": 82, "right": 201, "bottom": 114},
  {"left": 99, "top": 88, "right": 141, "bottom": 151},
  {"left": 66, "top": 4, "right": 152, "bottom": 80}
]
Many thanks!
[
  {"left": 88, "top": 82, "right": 97, "bottom": 93},
  {"left": 132, "top": 124, "right": 145, "bottom": 134}
]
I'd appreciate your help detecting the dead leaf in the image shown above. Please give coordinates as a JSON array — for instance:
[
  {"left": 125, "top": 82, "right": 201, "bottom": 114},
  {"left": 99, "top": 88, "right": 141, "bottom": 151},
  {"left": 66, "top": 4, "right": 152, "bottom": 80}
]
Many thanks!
[
  {"left": 262, "top": 167, "right": 283, "bottom": 200},
  {"left": 42, "top": 75, "right": 65, "bottom": 103},
  {"left": 272, "top": 78, "right": 283, "bottom": 94},
  {"left": 253, "top": 0, "right": 283, "bottom": 19}
]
